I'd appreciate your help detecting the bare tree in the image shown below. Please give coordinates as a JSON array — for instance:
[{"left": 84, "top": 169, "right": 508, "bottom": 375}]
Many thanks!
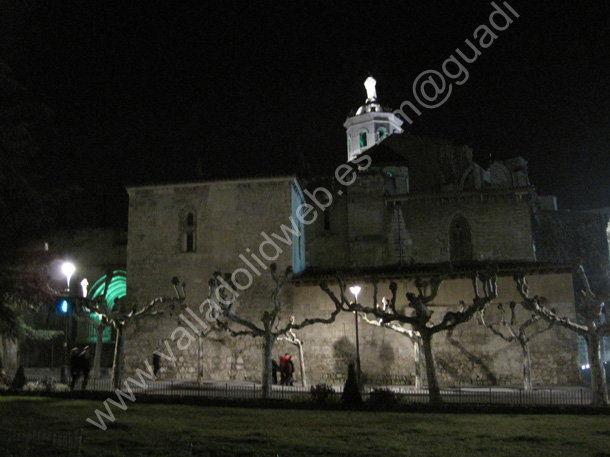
[
  {"left": 277, "top": 316, "right": 307, "bottom": 387},
  {"left": 82, "top": 277, "right": 185, "bottom": 389},
  {"left": 320, "top": 268, "right": 498, "bottom": 404},
  {"left": 515, "top": 260, "right": 610, "bottom": 405},
  {"left": 207, "top": 264, "right": 342, "bottom": 399},
  {"left": 358, "top": 311, "right": 425, "bottom": 388},
  {"left": 68, "top": 272, "right": 115, "bottom": 379},
  {"left": 73, "top": 300, "right": 112, "bottom": 379},
  {"left": 479, "top": 302, "right": 553, "bottom": 390}
]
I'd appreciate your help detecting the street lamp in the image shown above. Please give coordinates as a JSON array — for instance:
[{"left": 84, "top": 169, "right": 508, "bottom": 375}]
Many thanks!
[
  {"left": 61, "top": 262, "right": 75, "bottom": 292},
  {"left": 349, "top": 285, "right": 362, "bottom": 387},
  {"left": 60, "top": 262, "right": 75, "bottom": 384}
]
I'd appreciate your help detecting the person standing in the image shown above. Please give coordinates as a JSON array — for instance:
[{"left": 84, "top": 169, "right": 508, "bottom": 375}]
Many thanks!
[
  {"left": 79, "top": 346, "right": 91, "bottom": 390},
  {"left": 272, "top": 359, "right": 279, "bottom": 384},
  {"left": 69, "top": 347, "right": 81, "bottom": 391},
  {"left": 279, "top": 353, "right": 290, "bottom": 385},
  {"left": 153, "top": 347, "right": 161, "bottom": 377},
  {"left": 285, "top": 355, "right": 295, "bottom": 386}
]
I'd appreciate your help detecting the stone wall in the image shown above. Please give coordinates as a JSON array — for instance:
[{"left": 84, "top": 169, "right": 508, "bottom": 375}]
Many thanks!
[
  {"left": 288, "top": 272, "right": 578, "bottom": 386},
  {"left": 126, "top": 177, "right": 299, "bottom": 304},
  {"left": 123, "top": 269, "right": 579, "bottom": 388},
  {"left": 305, "top": 172, "right": 536, "bottom": 269},
  {"left": 122, "top": 175, "right": 578, "bottom": 387},
  {"left": 400, "top": 190, "right": 536, "bottom": 263},
  {"left": 124, "top": 177, "right": 301, "bottom": 379}
]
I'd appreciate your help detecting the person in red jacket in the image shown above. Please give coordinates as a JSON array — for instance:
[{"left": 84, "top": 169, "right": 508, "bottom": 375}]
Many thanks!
[
  {"left": 279, "top": 353, "right": 290, "bottom": 385},
  {"left": 285, "top": 355, "right": 295, "bottom": 386}
]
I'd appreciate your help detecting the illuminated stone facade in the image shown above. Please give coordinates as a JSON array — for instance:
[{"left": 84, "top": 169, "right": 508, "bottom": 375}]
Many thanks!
[
  {"left": 120, "top": 81, "right": 592, "bottom": 387},
  {"left": 122, "top": 134, "right": 584, "bottom": 386}
]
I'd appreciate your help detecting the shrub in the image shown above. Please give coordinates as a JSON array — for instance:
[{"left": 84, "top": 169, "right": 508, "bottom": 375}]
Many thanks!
[
  {"left": 53, "top": 383, "right": 70, "bottom": 393},
  {"left": 368, "top": 387, "right": 398, "bottom": 410},
  {"left": 10, "top": 366, "right": 26, "bottom": 390},
  {"left": 39, "top": 376, "right": 55, "bottom": 391},
  {"left": 310, "top": 384, "right": 335, "bottom": 404},
  {"left": 341, "top": 362, "right": 362, "bottom": 409},
  {"left": 23, "top": 382, "right": 42, "bottom": 392},
  {"left": 290, "top": 393, "right": 311, "bottom": 403}
]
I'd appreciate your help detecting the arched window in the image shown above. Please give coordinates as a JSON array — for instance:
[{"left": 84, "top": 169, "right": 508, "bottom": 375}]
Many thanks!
[
  {"left": 347, "top": 135, "right": 352, "bottom": 153},
  {"left": 449, "top": 215, "right": 472, "bottom": 262},
  {"left": 377, "top": 128, "right": 387, "bottom": 140},
  {"left": 359, "top": 131, "right": 367, "bottom": 148},
  {"left": 181, "top": 210, "right": 196, "bottom": 253}
]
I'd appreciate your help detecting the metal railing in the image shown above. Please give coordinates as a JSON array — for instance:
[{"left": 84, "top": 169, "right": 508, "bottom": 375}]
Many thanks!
[{"left": 50, "top": 377, "right": 596, "bottom": 406}]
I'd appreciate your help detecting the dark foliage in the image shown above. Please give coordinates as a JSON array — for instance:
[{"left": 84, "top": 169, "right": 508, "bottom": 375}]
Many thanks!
[
  {"left": 10, "top": 365, "right": 26, "bottom": 390},
  {"left": 368, "top": 387, "right": 398, "bottom": 410},
  {"left": 310, "top": 384, "right": 335, "bottom": 404},
  {"left": 341, "top": 362, "right": 362, "bottom": 409}
]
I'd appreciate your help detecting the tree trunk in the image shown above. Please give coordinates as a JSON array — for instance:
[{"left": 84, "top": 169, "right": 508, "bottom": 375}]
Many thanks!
[
  {"left": 93, "top": 326, "right": 104, "bottom": 379},
  {"left": 0, "top": 336, "right": 18, "bottom": 372},
  {"left": 586, "top": 332, "right": 609, "bottom": 406},
  {"left": 295, "top": 340, "right": 307, "bottom": 388},
  {"left": 521, "top": 339, "right": 533, "bottom": 391},
  {"left": 421, "top": 330, "right": 441, "bottom": 404},
  {"left": 261, "top": 333, "right": 275, "bottom": 399},
  {"left": 111, "top": 324, "right": 126, "bottom": 390},
  {"left": 412, "top": 339, "right": 423, "bottom": 389},
  {"left": 0, "top": 336, "right": 5, "bottom": 371}
]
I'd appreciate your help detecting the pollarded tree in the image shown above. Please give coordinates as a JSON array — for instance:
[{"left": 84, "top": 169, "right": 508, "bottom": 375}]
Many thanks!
[
  {"left": 515, "top": 260, "right": 610, "bottom": 405},
  {"left": 69, "top": 273, "right": 115, "bottom": 379},
  {"left": 206, "top": 263, "right": 342, "bottom": 399},
  {"left": 478, "top": 301, "right": 553, "bottom": 390},
  {"left": 320, "top": 268, "right": 498, "bottom": 404},
  {"left": 277, "top": 316, "right": 307, "bottom": 387},
  {"left": 358, "top": 310, "right": 425, "bottom": 388},
  {"left": 81, "top": 276, "right": 185, "bottom": 389}
]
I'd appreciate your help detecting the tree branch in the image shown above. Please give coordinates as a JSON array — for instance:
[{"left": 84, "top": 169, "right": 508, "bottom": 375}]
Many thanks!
[{"left": 515, "top": 273, "right": 589, "bottom": 334}]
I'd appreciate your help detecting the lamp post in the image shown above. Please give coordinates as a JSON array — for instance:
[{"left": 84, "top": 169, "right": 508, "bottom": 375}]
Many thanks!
[
  {"left": 349, "top": 285, "right": 362, "bottom": 387},
  {"left": 60, "top": 262, "right": 75, "bottom": 384}
]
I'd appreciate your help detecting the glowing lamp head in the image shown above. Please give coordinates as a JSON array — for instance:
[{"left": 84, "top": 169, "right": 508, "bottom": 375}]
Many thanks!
[
  {"left": 61, "top": 262, "right": 75, "bottom": 288},
  {"left": 349, "top": 285, "right": 361, "bottom": 302},
  {"left": 60, "top": 300, "right": 69, "bottom": 313}
]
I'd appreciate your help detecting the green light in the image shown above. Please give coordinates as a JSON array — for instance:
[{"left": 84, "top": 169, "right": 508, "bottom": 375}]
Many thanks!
[
  {"left": 359, "top": 131, "right": 367, "bottom": 148},
  {"left": 87, "top": 270, "right": 127, "bottom": 342}
]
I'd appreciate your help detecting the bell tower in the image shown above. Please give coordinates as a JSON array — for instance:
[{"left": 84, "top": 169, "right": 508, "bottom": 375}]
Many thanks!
[{"left": 344, "top": 76, "right": 404, "bottom": 162}]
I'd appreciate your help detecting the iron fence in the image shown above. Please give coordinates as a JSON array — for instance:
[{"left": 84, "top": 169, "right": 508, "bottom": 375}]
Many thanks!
[{"left": 49, "top": 376, "right": 596, "bottom": 406}]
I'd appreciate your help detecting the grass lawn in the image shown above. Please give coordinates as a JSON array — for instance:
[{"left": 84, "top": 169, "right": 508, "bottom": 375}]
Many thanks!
[{"left": 1, "top": 396, "right": 609, "bottom": 456}]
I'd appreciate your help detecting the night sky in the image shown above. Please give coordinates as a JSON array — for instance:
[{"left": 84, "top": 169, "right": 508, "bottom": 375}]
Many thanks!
[{"left": 1, "top": 1, "right": 609, "bottom": 228}]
